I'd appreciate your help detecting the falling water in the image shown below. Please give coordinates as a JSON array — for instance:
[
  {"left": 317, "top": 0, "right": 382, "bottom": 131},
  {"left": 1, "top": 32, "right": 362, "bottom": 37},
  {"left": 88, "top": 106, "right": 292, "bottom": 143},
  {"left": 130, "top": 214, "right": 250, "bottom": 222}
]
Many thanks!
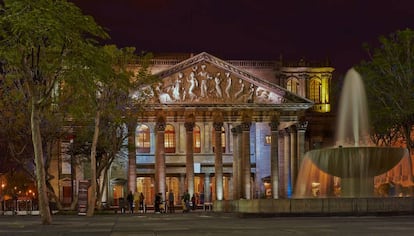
[
  {"left": 336, "top": 68, "right": 370, "bottom": 147},
  {"left": 294, "top": 68, "right": 407, "bottom": 198}
]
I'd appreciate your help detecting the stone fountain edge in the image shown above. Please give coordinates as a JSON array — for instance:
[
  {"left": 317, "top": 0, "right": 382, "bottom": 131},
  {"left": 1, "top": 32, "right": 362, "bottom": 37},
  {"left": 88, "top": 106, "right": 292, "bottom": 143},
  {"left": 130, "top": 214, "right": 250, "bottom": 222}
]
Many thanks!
[{"left": 212, "top": 198, "right": 414, "bottom": 216}]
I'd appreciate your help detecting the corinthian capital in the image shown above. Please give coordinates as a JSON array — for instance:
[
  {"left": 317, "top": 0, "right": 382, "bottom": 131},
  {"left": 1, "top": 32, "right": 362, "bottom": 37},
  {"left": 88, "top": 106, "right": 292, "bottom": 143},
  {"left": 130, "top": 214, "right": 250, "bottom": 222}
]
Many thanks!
[
  {"left": 213, "top": 122, "right": 223, "bottom": 131},
  {"left": 184, "top": 122, "right": 195, "bottom": 131}
]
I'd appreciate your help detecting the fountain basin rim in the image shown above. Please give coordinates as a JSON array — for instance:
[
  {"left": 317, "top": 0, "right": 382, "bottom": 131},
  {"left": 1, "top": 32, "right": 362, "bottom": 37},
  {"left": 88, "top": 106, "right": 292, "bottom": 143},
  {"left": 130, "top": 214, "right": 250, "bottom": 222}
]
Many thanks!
[{"left": 306, "top": 146, "right": 408, "bottom": 178}]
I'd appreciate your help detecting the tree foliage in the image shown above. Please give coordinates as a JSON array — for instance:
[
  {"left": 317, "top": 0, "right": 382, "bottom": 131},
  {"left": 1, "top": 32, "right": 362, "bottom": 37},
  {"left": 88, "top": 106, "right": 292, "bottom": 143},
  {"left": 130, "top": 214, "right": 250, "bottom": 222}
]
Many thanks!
[
  {"left": 356, "top": 28, "right": 414, "bottom": 180},
  {"left": 0, "top": 0, "right": 108, "bottom": 224}
]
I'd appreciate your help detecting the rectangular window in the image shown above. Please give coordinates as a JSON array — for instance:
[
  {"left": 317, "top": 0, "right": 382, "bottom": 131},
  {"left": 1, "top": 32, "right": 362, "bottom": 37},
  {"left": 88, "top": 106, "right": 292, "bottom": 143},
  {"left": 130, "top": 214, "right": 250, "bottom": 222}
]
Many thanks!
[
  {"left": 137, "top": 126, "right": 150, "bottom": 153},
  {"left": 194, "top": 131, "right": 201, "bottom": 153},
  {"left": 165, "top": 131, "right": 176, "bottom": 153}
]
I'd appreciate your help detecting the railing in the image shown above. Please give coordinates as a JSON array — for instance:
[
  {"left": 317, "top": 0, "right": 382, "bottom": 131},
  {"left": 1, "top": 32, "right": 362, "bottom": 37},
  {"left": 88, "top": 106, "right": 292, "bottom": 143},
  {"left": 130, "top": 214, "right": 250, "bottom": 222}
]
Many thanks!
[{"left": 146, "top": 58, "right": 280, "bottom": 68}]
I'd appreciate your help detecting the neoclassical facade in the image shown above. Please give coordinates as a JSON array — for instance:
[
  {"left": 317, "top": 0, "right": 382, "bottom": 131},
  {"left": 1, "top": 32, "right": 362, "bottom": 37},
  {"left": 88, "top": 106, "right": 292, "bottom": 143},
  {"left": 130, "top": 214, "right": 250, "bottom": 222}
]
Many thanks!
[
  {"left": 103, "top": 52, "right": 335, "bottom": 206},
  {"left": 52, "top": 52, "right": 335, "bottom": 207}
]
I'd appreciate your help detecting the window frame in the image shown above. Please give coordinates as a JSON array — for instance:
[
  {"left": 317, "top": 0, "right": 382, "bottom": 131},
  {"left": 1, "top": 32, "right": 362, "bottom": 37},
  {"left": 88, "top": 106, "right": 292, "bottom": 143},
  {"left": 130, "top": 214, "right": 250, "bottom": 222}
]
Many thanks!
[{"left": 136, "top": 124, "right": 150, "bottom": 153}]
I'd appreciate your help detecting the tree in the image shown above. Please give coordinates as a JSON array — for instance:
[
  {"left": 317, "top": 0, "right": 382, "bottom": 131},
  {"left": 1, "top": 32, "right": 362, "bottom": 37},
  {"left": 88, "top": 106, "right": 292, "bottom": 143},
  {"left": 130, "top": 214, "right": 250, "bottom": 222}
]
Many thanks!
[
  {"left": 0, "top": 73, "right": 34, "bottom": 176},
  {"left": 356, "top": 28, "right": 414, "bottom": 183},
  {"left": 68, "top": 117, "right": 128, "bottom": 211},
  {"left": 64, "top": 49, "right": 155, "bottom": 215},
  {"left": 0, "top": 0, "right": 108, "bottom": 224},
  {"left": 0, "top": 47, "right": 69, "bottom": 211},
  {"left": 64, "top": 45, "right": 146, "bottom": 216}
]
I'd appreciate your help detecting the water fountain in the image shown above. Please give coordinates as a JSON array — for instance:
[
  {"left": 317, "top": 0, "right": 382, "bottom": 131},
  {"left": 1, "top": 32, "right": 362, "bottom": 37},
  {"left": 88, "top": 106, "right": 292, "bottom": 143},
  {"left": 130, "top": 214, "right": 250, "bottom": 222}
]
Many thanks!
[{"left": 294, "top": 68, "right": 408, "bottom": 198}]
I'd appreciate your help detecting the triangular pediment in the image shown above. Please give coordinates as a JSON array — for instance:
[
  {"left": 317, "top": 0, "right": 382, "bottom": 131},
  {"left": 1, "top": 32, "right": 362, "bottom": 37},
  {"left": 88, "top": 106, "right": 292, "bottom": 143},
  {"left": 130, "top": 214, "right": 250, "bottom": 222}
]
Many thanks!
[{"left": 135, "top": 52, "right": 313, "bottom": 109}]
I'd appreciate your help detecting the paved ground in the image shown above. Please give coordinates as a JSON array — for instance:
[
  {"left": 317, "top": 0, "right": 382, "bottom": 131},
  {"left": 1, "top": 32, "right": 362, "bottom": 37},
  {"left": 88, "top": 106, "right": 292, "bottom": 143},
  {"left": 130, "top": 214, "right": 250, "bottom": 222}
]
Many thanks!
[{"left": 1, "top": 212, "right": 414, "bottom": 235}]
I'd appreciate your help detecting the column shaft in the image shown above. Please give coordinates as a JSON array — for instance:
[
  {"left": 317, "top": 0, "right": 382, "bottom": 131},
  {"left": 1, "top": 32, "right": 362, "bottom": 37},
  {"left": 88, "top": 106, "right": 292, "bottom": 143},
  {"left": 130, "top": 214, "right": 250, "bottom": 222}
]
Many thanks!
[
  {"left": 204, "top": 173, "right": 211, "bottom": 202},
  {"left": 278, "top": 131, "right": 285, "bottom": 198},
  {"left": 296, "top": 121, "right": 308, "bottom": 168},
  {"left": 269, "top": 121, "right": 279, "bottom": 199},
  {"left": 231, "top": 126, "right": 241, "bottom": 200},
  {"left": 128, "top": 123, "right": 137, "bottom": 193},
  {"left": 155, "top": 122, "right": 166, "bottom": 201},
  {"left": 241, "top": 122, "right": 251, "bottom": 199},
  {"left": 185, "top": 122, "right": 195, "bottom": 197},
  {"left": 214, "top": 122, "right": 223, "bottom": 200},
  {"left": 283, "top": 128, "right": 291, "bottom": 197},
  {"left": 290, "top": 126, "right": 298, "bottom": 192}
]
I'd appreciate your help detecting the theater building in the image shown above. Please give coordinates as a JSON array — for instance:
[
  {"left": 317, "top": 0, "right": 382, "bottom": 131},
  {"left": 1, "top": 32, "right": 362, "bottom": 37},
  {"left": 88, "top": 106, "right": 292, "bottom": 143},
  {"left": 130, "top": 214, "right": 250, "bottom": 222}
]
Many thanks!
[
  {"left": 108, "top": 52, "right": 334, "bottom": 206},
  {"left": 56, "top": 52, "right": 335, "bottom": 208}
]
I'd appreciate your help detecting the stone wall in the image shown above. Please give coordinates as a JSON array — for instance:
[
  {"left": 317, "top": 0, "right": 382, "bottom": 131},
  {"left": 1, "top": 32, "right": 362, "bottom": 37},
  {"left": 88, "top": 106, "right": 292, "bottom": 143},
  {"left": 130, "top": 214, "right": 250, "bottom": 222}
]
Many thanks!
[{"left": 213, "top": 198, "right": 414, "bottom": 215}]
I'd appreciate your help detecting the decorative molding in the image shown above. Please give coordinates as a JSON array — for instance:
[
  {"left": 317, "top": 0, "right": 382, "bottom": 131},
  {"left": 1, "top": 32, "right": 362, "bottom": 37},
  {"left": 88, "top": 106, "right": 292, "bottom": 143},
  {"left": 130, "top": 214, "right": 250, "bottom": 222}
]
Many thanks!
[
  {"left": 296, "top": 121, "right": 308, "bottom": 132},
  {"left": 184, "top": 122, "right": 195, "bottom": 132},
  {"left": 269, "top": 121, "right": 280, "bottom": 131},
  {"left": 134, "top": 52, "right": 314, "bottom": 107},
  {"left": 231, "top": 125, "right": 242, "bottom": 135},
  {"left": 240, "top": 122, "right": 251, "bottom": 131},
  {"left": 284, "top": 127, "right": 291, "bottom": 136},
  {"left": 213, "top": 122, "right": 223, "bottom": 131},
  {"left": 155, "top": 122, "right": 166, "bottom": 132}
]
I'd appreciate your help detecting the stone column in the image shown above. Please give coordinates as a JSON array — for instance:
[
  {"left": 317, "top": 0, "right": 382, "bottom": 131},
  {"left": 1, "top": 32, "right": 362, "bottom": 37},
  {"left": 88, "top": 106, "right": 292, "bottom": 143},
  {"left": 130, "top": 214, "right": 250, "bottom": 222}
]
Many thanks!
[
  {"left": 155, "top": 121, "right": 166, "bottom": 201},
  {"left": 296, "top": 121, "right": 308, "bottom": 166},
  {"left": 231, "top": 126, "right": 241, "bottom": 200},
  {"left": 269, "top": 121, "right": 279, "bottom": 199},
  {"left": 278, "top": 131, "right": 285, "bottom": 198},
  {"left": 184, "top": 122, "right": 195, "bottom": 197},
  {"left": 213, "top": 122, "right": 223, "bottom": 200},
  {"left": 289, "top": 125, "right": 298, "bottom": 192},
  {"left": 241, "top": 121, "right": 252, "bottom": 199},
  {"left": 237, "top": 125, "right": 243, "bottom": 198},
  {"left": 127, "top": 123, "right": 137, "bottom": 193},
  {"left": 283, "top": 128, "right": 291, "bottom": 197},
  {"left": 204, "top": 173, "right": 211, "bottom": 202}
]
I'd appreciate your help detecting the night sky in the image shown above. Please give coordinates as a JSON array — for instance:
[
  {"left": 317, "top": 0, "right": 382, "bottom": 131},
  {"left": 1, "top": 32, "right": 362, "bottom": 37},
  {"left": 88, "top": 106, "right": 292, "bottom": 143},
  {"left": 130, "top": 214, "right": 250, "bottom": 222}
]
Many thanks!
[{"left": 70, "top": 0, "right": 414, "bottom": 75}]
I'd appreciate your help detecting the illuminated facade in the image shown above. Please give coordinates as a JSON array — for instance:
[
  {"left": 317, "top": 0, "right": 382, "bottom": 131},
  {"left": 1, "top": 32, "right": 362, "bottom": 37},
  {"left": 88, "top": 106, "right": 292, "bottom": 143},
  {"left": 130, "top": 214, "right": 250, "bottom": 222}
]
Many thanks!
[{"left": 56, "top": 52, "right": 335, "bottom": 207}]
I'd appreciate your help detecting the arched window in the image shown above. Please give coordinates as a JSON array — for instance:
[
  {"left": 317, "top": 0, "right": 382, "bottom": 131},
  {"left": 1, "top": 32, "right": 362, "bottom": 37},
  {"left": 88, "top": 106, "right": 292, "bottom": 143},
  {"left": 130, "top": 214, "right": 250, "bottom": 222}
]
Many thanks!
[
  {"left": 212, "top": 127, "right": 226, "bottom": 153},
  {"left": 193, "top": 125, "right": 201, "bottom": 153},
  {"left": 136, "top": 125, "right": 150, "bottom": 153},
  {"left": 309, "top": 78, "right": 322, "bottom": 103},
  {"left": 287, "top": 78, "right": 299, "bottom": 94},
  {"left": 165, "top": 124, "right": 176, "bottom": 153}
]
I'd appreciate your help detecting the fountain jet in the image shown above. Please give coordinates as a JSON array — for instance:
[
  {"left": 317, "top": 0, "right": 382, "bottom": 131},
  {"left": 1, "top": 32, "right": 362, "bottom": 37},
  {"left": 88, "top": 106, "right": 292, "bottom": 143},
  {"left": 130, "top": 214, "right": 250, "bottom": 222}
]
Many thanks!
[{"left": 294, "top": 68, "right": 408, "bottom": 198}]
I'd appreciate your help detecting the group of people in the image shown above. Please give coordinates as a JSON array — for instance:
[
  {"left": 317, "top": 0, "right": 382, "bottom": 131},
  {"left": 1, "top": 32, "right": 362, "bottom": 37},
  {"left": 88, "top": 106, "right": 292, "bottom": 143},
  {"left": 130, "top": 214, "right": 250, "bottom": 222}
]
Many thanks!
[
  {"left": 124, "top": 190, "right": 200, "bottom": 214},
  {"left": 126, "top": 191, "right": 145, "bottom": 214},
  {"left": 182, "top": 190, "right": 200, "bottom": 212},
  {"left": 155, "top": 190, "right": 176, "bottom": 213}
]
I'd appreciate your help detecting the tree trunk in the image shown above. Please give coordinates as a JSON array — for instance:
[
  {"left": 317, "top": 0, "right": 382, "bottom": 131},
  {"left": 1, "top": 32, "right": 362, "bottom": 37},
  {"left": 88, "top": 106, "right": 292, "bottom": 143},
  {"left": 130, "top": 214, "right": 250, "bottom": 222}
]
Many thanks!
[
  {"left": 86, "top": 110, "right": 100, "bottom": 216},
  {"left": 70, "top": 164, "right": 79, "bottom": 211},
  {"left": 31, "top": 103, "right": 52, "bottom": 224},
  {"left": 46, "top": 181, "right": 63, "bottom": 210},
  {"left": 96, "top": 163, "right": 110, "bottom": 210},
  {"left": 70, "top": 195, "right": 79, "bottom": 211}
]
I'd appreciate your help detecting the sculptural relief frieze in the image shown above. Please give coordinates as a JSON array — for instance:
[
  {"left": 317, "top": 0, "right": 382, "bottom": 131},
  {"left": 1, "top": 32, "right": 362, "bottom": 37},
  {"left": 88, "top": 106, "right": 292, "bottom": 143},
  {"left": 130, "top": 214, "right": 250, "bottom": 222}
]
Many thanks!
[{"left": 139, "top": 62, "right": 286, "bottom": 105}]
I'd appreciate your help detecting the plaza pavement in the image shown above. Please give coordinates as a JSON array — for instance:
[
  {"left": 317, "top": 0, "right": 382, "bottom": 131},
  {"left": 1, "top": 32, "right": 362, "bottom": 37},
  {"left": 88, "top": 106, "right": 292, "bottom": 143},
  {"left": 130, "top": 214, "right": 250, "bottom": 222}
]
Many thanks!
[{"left": 1, "top": 211, "right": 414, "bottom": 235}]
